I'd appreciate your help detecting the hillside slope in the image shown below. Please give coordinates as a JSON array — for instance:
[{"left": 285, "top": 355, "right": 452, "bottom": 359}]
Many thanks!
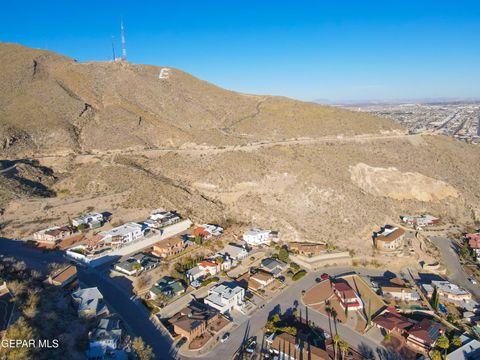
[
  {"left": 0, "top": 43, "right": 400, "bottom": 155},
  {"left": 1, "top": 43, "right": 479, "bottom": 261}
]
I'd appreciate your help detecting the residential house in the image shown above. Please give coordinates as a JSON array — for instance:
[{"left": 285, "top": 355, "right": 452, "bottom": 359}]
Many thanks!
[
  {"left": 72, "top": 287, "right": 109, "bottom": 318},
  {"left": 0, "top": 283, "right": 14, "bottom": 338},
  {"left": 248, "top": 270, "right": 275, "bottom": 291},
  {"left": 152, "top": 237, "right": 186, "bottom": 258},
  {"left": 149, "top": 210, "right": 181, "bottom": 226},
  {"left": 33, "top": 226, "right": 75, "bottom": 243},
  {"left": 193, "top": 224, "right": 224, "bottom": 239},
  {"left": 168, "top": 301, "right": 223, "bottom": 341},
  {"left": 243, "top": 229, "right": 276, "bottom": 246},
  {"left": 288, "top": 241, "right": 327, "bottom": 257},
  {"left": 219, "top": 243, "right": 248, "bottom": 261},
  {"left": 467, "top": 233, "right": 480, "bottom": 263},
  {"left": 86, "top": 315, "right": 122, "bottom": 359},
  {"left": 72, "top": 212, "right": 104, "bottom": 229},
  {"left": 373, "top": 307, "right": 414, "bottom": 336},
  {"left": 47, "top": 265, "right": 78, "bottom": 288},
  {"left": 204, "top": 283, "right": 245, "bottom": 314},
  {"left": 422, "top": 280, "right": 472, "bottom": 302},
  {"left": 332, "top": 280, "right": 363, "bottom": 311},
  {"left": 406, "top": 318, "right": 446, "bottom": 352},
  {"left": 100, "top": 222, "right": 146, "bottom": 247},
  {"left": 446, "top": 336, "right": 480, "bottom": 360},
  {"left": 114, "top": 253, "right": 160, "bottom": 276},
  {"left": 149, "top": 277, "right": 185, "bottom": 300},
  {"left": 261, "top": 258, "right": 287, "bottom": 277},
  {"left": 373, "top": 225, "right": 405, "bottom": 251},
  {"left": 187, "top": 260, "right": 219, "bottom": 281},
  {"left": 380, "top": 277, "right": 419, "bottom": 301},
  {"left": 400, "top": 215, "right": 440, "bottom": 227},
  {"left": 266, "top": 332, "right": 330, "bottom": 360}
]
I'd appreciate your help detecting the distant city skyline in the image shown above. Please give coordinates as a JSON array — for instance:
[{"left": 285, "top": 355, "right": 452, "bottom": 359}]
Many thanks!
[{"left": 1, "top": 0, "right": 479, "bottom": 101}]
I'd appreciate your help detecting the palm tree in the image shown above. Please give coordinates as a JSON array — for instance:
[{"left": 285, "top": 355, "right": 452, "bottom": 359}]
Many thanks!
[
  {"left": 436, "top": 335, "right": 449, "bottom": 359},
  {"left": 333, "top": 334, "right": 341, "bottom": 360},
  {"left": 339, "top": 340, "right": 349, "bottom": 360},
  {"left": 430, "top": 349, "right": 442, "bottom": 360},
  {"left": 451, "top": 336, "right": 462, "bottom": 348}
]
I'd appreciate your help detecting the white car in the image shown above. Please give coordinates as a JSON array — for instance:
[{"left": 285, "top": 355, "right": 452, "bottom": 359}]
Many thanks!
[
  {"left": 468, "top": 277, "right": 477, "bottom": 285},
  {"left": 221, "top": 333, "right": 230, "bottom": 343}
]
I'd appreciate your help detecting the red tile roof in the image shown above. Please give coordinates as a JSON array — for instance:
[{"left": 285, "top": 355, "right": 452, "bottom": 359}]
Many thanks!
[{"left": 333, "top": 281, "right": 356, "bottom": 299}]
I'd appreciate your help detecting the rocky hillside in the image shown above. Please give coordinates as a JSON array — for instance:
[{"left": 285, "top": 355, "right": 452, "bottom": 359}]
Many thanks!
[
  {"left": 0, "top": 43, "right": 399, "bottom": 155},
  {"left": 1, "top": 43, "right": 479, "bottom": 256}
]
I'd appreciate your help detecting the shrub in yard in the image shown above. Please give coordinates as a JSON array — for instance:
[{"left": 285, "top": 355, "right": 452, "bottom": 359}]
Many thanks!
[{"left": 292, "top": 270, "right": 307, "bottom": 281}]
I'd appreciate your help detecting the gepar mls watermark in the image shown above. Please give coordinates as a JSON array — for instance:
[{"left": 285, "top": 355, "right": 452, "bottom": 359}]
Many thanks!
[{"left": 1, "top": 339, "right": 59, "bottom": 349}]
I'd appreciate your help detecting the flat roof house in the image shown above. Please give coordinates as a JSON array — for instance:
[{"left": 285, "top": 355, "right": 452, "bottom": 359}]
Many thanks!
[
  {"left": 72, "top": 287, "right": 109, "bottom": 318},
  {"left": 243, "top": 229, "right": 274, "bottom": 246},
  {"left": 152, "top": 237, "right": 186, "bottom": 258},
  {"left": 168, "top": 301, "right": 222, "bottom": 341},
  {"left": 373, "top": 225, "right": 405, "bottom": 251},
  {"left": 72, "top": 212, "right": 104, "bottom": 229},
  {"left": 423, "top": 280, "right": 472, "bottom": 302},
  {"left": 100, "top": 222, "right": 146, "bottom": 246},
  {"left": 204, "top": 283, "right": 245, "bottom": 314}
]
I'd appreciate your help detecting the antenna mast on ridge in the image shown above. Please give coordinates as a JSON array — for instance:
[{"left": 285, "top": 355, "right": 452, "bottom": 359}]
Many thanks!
[
  {"left": 121, "top": 18, "right": 127, "bottom": 61},
  {"left": 111, "top": 37, "right": 116, "bottom": 61}
]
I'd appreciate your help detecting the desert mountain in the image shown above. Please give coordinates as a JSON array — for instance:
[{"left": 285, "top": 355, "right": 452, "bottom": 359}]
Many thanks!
[
  {"left": 1, "top": 43, "right": 479, "bottom": 258},
  {"left": 0, "top": 43, "right": 398, "bottom": 155}
]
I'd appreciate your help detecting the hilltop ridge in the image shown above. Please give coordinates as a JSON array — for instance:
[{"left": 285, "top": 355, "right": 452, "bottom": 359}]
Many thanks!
[{"left": 0, "top": 42, "right": 399, "bottom": 156}]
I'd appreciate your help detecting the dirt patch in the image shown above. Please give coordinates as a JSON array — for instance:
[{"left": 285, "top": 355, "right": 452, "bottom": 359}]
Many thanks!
[{"left": 349, "top": 163, "right": 458, "bottom": 201}]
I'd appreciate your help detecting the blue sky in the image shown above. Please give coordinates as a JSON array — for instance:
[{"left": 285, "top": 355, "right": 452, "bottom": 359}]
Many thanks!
[{"left": 1, "top": 1, "right": 479, "bottom": 101}]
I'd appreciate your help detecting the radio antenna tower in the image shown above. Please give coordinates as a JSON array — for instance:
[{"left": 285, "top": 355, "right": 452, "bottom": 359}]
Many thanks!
[
  {"left": 111, "top": 37, "right": 116, "bottom": 61},
  {"left": 120, "top": 18, "right": 127, "bottom": 61}
]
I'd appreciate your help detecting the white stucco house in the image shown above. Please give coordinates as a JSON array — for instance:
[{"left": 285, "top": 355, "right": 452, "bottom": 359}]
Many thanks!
[
  {"left": 204, "top": 283, "right": 245, "bottom": 314},
  {"left": 243, "top": 229, "right": 274, "bottom": 246}
]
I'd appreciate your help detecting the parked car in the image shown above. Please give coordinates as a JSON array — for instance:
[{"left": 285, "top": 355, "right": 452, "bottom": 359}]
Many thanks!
[
  {"left": 246, "top": 340, "right": 256, "bottom": 353},
  {"left": 468, "top": 277, "right": 477, "bottom": 285},
  {"left": 320, "top": 273, "right": 329, "bottom": 280},
  {"left": 315, "top": 277, "right": 322, "bottom": 283},
  {"left": 176, "top": 337, "right": 187, "bottom": 348},
  {"left": 321, "top": 331, "right": 331, "bottom": 340},
  {"left": 221, "top": 333, "right": 230, "bottom": 343}
]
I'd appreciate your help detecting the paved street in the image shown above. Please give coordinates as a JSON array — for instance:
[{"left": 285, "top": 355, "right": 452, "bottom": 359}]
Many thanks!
[
  {"left": 429, "top": 236, "right": 480, "bottom": 300},
  {"left": 180, "top": 267, "right": 391, "bottom": 360},
  {"left": 0, "top": 237, "right": 178, "bottom": 360}
]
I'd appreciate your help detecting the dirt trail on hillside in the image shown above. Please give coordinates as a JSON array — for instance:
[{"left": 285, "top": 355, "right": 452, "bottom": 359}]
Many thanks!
[{"left": 24, "top": 131, "right": 415, "bottom": 161}]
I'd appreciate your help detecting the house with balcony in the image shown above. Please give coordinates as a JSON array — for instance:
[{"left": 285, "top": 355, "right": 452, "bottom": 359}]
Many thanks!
[
  {"left": 204, "top": 283, "right": 245, "bottom": 314},
  {"left": 152, "top": 237, "right": 186, "bottom": 258}
]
